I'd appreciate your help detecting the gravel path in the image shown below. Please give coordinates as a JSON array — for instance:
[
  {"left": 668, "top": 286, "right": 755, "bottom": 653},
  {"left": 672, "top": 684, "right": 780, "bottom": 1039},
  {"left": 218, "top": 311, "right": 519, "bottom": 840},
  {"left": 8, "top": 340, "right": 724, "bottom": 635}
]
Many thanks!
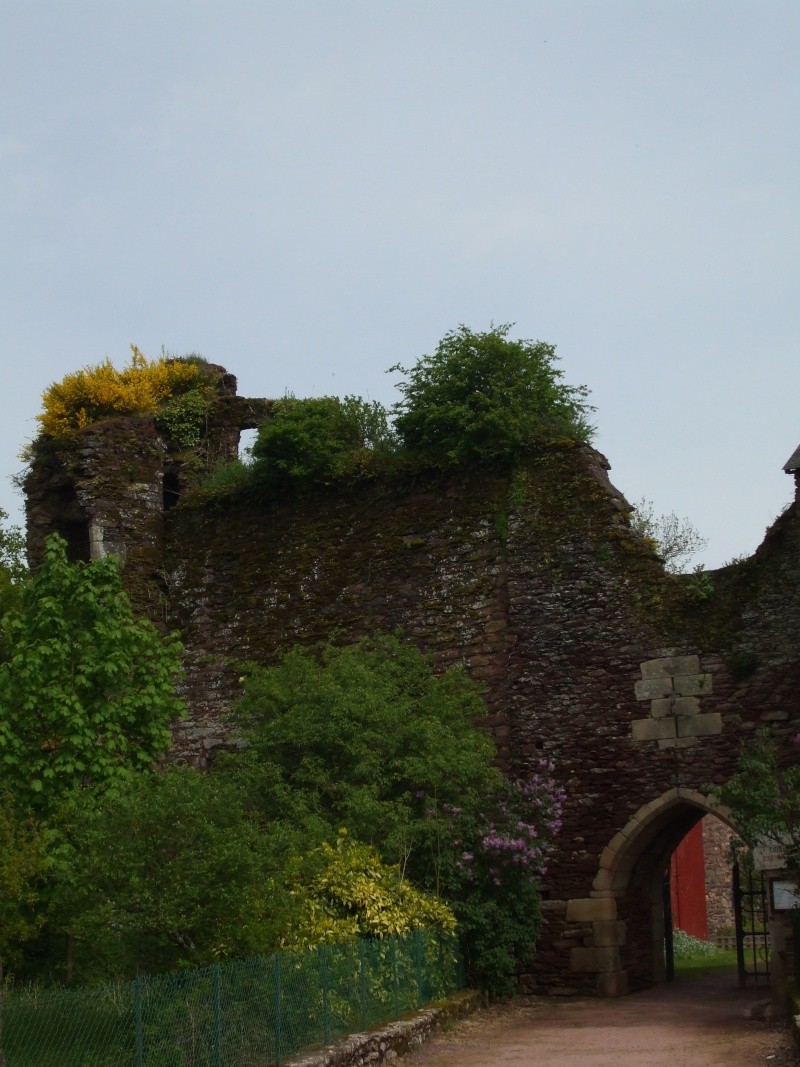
[{"left": 403, "top": 970, "right": 798, "bottom": 1067}]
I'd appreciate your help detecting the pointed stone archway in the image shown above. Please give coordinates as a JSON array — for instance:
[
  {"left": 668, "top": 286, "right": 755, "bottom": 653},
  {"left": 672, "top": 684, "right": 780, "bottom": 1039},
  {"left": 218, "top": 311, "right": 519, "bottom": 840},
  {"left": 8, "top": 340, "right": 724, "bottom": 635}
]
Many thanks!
[{"left": 566, "top": 788, "right": 738, "bottom": 996}]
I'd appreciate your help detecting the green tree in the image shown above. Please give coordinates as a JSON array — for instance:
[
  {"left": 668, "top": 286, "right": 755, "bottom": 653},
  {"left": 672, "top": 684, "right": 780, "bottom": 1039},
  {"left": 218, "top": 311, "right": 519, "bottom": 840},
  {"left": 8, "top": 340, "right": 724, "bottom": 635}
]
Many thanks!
[
  {"left": 0, "top": 796, "right": 49, "bottom": 972},
  {"left": 391, "top": 324, "right": 594, "bottom": 464},
  {"left": 251, "top": 395, "right": 396, "bottom": 490},
  {"left": 0, "top": 508, "right": 27, "bottom": 620},
  {"left": 53, "top": 768, "right": 282, "bottom": 978},
  {"left": 221, "top": 634, "right": 502, "bottom": 871},
  {"left": 630, "top": 498, "right": 708, "bottom": 574},
  {"left": 0, "top": 535, "right": 184, "bottom": 816},
  {"left": 717, "top": 730, "right": 800, "bottom": 887}
]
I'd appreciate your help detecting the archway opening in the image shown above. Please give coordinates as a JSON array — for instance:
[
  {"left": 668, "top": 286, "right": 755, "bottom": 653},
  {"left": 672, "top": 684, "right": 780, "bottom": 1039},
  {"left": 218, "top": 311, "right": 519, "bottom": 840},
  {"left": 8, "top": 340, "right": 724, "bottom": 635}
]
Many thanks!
[{"left": 588, "top": 788, "right": 745, "bottom": 994}]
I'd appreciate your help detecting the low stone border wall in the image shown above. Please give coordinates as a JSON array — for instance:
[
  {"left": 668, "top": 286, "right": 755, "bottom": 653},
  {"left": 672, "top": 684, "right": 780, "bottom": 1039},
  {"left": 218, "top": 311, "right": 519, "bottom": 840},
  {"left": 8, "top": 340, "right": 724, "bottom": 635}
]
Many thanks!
[{"left": 285, "top": 989, "right": 481, "bottom": 1067}]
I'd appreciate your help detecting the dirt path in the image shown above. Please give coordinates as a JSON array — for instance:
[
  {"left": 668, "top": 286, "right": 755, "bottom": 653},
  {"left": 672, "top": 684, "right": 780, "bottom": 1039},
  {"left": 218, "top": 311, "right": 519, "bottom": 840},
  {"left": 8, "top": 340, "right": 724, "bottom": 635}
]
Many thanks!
[{"left": 404, "top": 970, "right": 798, "bottom": 1067}]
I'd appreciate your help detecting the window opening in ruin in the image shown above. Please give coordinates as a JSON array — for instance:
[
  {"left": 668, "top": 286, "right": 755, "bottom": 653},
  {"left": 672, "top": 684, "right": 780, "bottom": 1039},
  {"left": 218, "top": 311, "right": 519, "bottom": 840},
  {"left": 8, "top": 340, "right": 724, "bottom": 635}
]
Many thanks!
[
  {"left": 163, "top": 471, "right": 181, "bottom": 510},
  {"left": 54, "top": 520, "right": 90, "bottom": 563},
  {"left": 238, "top": 428, "right": 258, "bottom": 465}
]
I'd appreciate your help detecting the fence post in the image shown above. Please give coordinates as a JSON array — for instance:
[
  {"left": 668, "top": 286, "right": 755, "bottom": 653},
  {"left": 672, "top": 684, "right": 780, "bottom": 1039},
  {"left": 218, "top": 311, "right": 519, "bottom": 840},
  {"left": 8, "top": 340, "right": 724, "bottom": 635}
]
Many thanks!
[
  {"left": 273, "top": 954, "right": 282, "bottom": 1066},
  {"left": 391, "top": 937, "right": 399, "bottom": 1019},
  {"left": 134, "top": 976, "right": 144, "bottom": 1067},
  {"left": 414, "top": 930, "right": 425, "bottom": 1008},
  {"left": 358, "top": 938, "right": 368, "bottom": 1030},
  {"left": 212, "top": 964, "right": 222, "bottom": 1067},
  {"left": 321, "top": 944, "right": 331, "bottom": 1045}
]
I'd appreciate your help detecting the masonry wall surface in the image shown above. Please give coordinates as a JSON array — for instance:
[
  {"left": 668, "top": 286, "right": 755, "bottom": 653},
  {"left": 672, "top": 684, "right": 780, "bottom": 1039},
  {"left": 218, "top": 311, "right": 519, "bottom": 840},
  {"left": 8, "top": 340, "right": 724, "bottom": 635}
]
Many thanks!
[{"left": 23, "top": 398, "right": 800, "bottom": 996}]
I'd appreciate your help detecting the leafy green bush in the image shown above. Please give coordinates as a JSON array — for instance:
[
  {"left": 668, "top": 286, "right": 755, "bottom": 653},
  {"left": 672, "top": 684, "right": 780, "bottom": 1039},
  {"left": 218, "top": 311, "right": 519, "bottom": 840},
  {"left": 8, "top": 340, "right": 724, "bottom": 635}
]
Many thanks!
[
  {"left": 391, "top": 324, "right": 594, "bottom": 464},
  {"left": 279, "top": 834, "right": 455, "bottom": 951},
  {"left": 0, "top": 796, "right": 50, "bottom": 969},
  {"left": 718, "top": 729, "right": 800, "bottom": 888},
  {"left": 0, "top": 535, "right": 184, "bottom": 817},
  {"left": 220, "top": 634, "right": 501, "bottom": 867},
  {"left": 220, "top": 634, "right": 564, "bottom": 995},
  {"left": 250, "top": 395, "right": 396, "bottom": 491},
  {"left": 0, "top": 507, "right": 27, "bottom": 619},
  {"left": 154, "top": 390, "right": 210, "bottom": 450},
  {"left": 52, "top": 768, "right": 285, "bottom": 979}
]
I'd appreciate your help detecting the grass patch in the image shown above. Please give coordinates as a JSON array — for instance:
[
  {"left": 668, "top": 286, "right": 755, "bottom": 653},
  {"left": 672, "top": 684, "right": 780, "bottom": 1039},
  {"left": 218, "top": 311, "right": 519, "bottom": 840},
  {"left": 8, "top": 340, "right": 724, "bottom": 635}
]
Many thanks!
[
  {"left": 672, "top": 931, "right": 738, "bottom": 976},
  {"left": 674, "top": 948, "right": 738, "bottom": 975}
]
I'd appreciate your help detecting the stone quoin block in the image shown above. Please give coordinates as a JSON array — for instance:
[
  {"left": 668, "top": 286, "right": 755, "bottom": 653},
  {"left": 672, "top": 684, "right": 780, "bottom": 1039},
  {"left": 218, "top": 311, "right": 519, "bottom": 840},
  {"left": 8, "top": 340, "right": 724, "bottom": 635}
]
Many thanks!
[
  {"left": 658, "top": 735, "right": 699, "bottom": 749},
  {"left": 634, "top": 677, "right": 673, "bottom": 700},
  {"left": 673, "top": 673, "right": 712, "bottom": 697},
  {"left": 592, "top": 920, "right": 627, "bottom": 948},
  {"left": 569, "top": 946, "right": 621, "bottom": 973},
  {"left": 631, "top": 717, "right": 676, "bottom": 742},
  {"left": 676, "top": 712, "right": 723, "bottom": 738},
  {"left": 650, "top": 697, "right": 674, "bottom": 718},
  {"left": 672, "top": 696, "right": 701, "bottom": 717},
  {"left": 640, "top": 655, "right": 699, "bottom": 679},
  {"left": 596, "top": 971, "right": 629, "bottom": 997},
  {"left": 566, "top": 897, "right": 617, "bottom": 923}
]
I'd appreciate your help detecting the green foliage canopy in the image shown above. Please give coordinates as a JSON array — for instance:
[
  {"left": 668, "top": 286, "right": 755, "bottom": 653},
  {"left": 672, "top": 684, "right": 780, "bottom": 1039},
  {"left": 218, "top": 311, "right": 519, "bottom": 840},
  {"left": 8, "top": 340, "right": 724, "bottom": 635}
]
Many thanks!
[
  {"left": 718, "top": 729, "right": 800, "bottom": 886},
  {"left": 0, "top": 795, "right": 50, "bottom": 965},
  {"left": 223, "top": 634, "right": 502, "bottom": 867},
  {"left": 250, "top": 395, "right": 396, "bottom": 490},
  {"left": 54, "top": 768, "right": 280, "bottom": 975},
  {"left": 0, "top": 535, "right": 184, "bottom": 815},
  {"left": 391, "top": 324, "right": 594, "bottom": 464},
  {"left": 0, "top": 507, "right": 27, "bottom": 620}
]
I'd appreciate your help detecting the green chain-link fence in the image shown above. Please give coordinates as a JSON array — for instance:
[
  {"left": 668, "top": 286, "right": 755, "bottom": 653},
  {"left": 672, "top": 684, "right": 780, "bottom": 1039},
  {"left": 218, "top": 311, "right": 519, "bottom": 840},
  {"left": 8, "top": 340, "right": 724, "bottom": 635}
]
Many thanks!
[{"left": 0, "top": 930, "right": 463, "bottom": 1066}]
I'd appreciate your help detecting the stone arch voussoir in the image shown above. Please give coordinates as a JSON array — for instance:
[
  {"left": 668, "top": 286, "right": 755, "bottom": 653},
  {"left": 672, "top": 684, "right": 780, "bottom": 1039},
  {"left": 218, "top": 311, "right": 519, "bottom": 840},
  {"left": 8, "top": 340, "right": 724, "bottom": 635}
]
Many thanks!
[{"left": 592, "top": 787, "right": 736, "bottom": 897}]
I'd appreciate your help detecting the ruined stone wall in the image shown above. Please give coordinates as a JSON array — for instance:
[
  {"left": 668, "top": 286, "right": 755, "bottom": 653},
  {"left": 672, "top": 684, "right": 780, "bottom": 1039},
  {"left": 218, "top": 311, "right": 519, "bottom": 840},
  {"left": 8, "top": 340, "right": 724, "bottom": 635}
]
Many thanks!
[
  {"left": 702, "top": 815, "right": 737, "bottom": 936},
  {"left": 22, "top": 394, "right": 800, "bottom": 996}
]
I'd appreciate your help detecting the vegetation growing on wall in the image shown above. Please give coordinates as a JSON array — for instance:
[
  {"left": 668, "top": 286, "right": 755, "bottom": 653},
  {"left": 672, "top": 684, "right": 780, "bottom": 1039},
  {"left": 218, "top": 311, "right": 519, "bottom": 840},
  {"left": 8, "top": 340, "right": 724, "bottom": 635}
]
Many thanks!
[
  {"left": 630, "top": 498, "right": 708, "bottom": 574},
  {"left": 191, "top": 325, "right": 594, "bottom": 502},
  {"left": 35, "top": 346, "right": 214, "bottom": 442},
  {"left": 249, "top": 395, "right": 398, "bottom": 491},
  {"left": 391, "top": 324, "right": 594, "bottom": 463}
]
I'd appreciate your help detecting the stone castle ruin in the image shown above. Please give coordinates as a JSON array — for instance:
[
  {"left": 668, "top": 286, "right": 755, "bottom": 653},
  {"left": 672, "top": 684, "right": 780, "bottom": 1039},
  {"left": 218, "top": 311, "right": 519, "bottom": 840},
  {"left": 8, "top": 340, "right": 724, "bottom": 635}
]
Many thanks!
[{"left": 23, "top": 364, "right": 800, "bottom": 997}]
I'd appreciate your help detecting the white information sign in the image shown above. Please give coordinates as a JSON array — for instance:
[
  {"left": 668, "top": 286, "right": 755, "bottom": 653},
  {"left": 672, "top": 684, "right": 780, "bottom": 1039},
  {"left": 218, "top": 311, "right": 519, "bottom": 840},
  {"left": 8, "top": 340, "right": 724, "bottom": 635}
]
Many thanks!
[
  {"left": 771, "top": 880, "right": 800, "bottom": 911},
  {"left": 753, "top": 841, "right": 788, "bottom": 872}
]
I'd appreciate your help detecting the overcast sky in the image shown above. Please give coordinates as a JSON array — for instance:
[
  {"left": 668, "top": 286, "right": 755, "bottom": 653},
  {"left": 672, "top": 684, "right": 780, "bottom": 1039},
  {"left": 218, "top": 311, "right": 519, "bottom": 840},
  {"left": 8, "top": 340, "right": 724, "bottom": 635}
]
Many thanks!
[{"left": 2, "top": 1, "right": 798, "bottom": 569}]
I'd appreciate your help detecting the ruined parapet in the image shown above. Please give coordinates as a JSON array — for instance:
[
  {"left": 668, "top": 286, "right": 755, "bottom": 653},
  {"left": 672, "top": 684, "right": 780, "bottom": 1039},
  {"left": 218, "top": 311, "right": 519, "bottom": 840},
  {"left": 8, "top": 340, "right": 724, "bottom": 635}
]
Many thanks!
[
  {"left": 783, "top": 443, "right": 800, "bottom": 501},
  {"left": 23, "top": 363, "right": 272, "bottom": 617}
]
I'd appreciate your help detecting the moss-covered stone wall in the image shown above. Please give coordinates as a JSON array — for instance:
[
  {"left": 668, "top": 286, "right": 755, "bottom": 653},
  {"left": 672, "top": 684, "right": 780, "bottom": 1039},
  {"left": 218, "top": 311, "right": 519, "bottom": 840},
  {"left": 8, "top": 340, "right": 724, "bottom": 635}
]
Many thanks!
[{"left": 22, "top": 376, "right": 800, "bottom": 998}]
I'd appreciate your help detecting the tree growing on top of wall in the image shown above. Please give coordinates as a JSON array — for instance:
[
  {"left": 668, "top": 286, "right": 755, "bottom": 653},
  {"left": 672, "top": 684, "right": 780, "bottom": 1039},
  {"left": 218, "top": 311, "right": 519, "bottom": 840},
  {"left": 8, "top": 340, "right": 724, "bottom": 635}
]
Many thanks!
[
  {"left": 0, "top": 534, "right": 184, "bottom": 817},
  {"left": 630, "top": 498, "right": 708, "bottom": 574},
  {"left": 34, "top": 346, "right": 215, "bottom": 442},
  {"left": 249, "top": 395, "right": 397, "bottom": 490},
  {"left": 390, "top": 324, "right": 594, "bottom": 464}
]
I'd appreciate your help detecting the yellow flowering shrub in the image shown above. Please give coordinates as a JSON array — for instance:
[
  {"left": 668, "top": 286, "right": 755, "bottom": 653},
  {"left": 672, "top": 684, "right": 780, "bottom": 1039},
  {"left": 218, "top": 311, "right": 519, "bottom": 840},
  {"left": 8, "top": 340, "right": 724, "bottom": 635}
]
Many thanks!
[
  {"left": 280, "top": 835, "right": 456, "bottom": 951},
  {"left": 38, "top": 346, "right": 211, "bottom": 438}
]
